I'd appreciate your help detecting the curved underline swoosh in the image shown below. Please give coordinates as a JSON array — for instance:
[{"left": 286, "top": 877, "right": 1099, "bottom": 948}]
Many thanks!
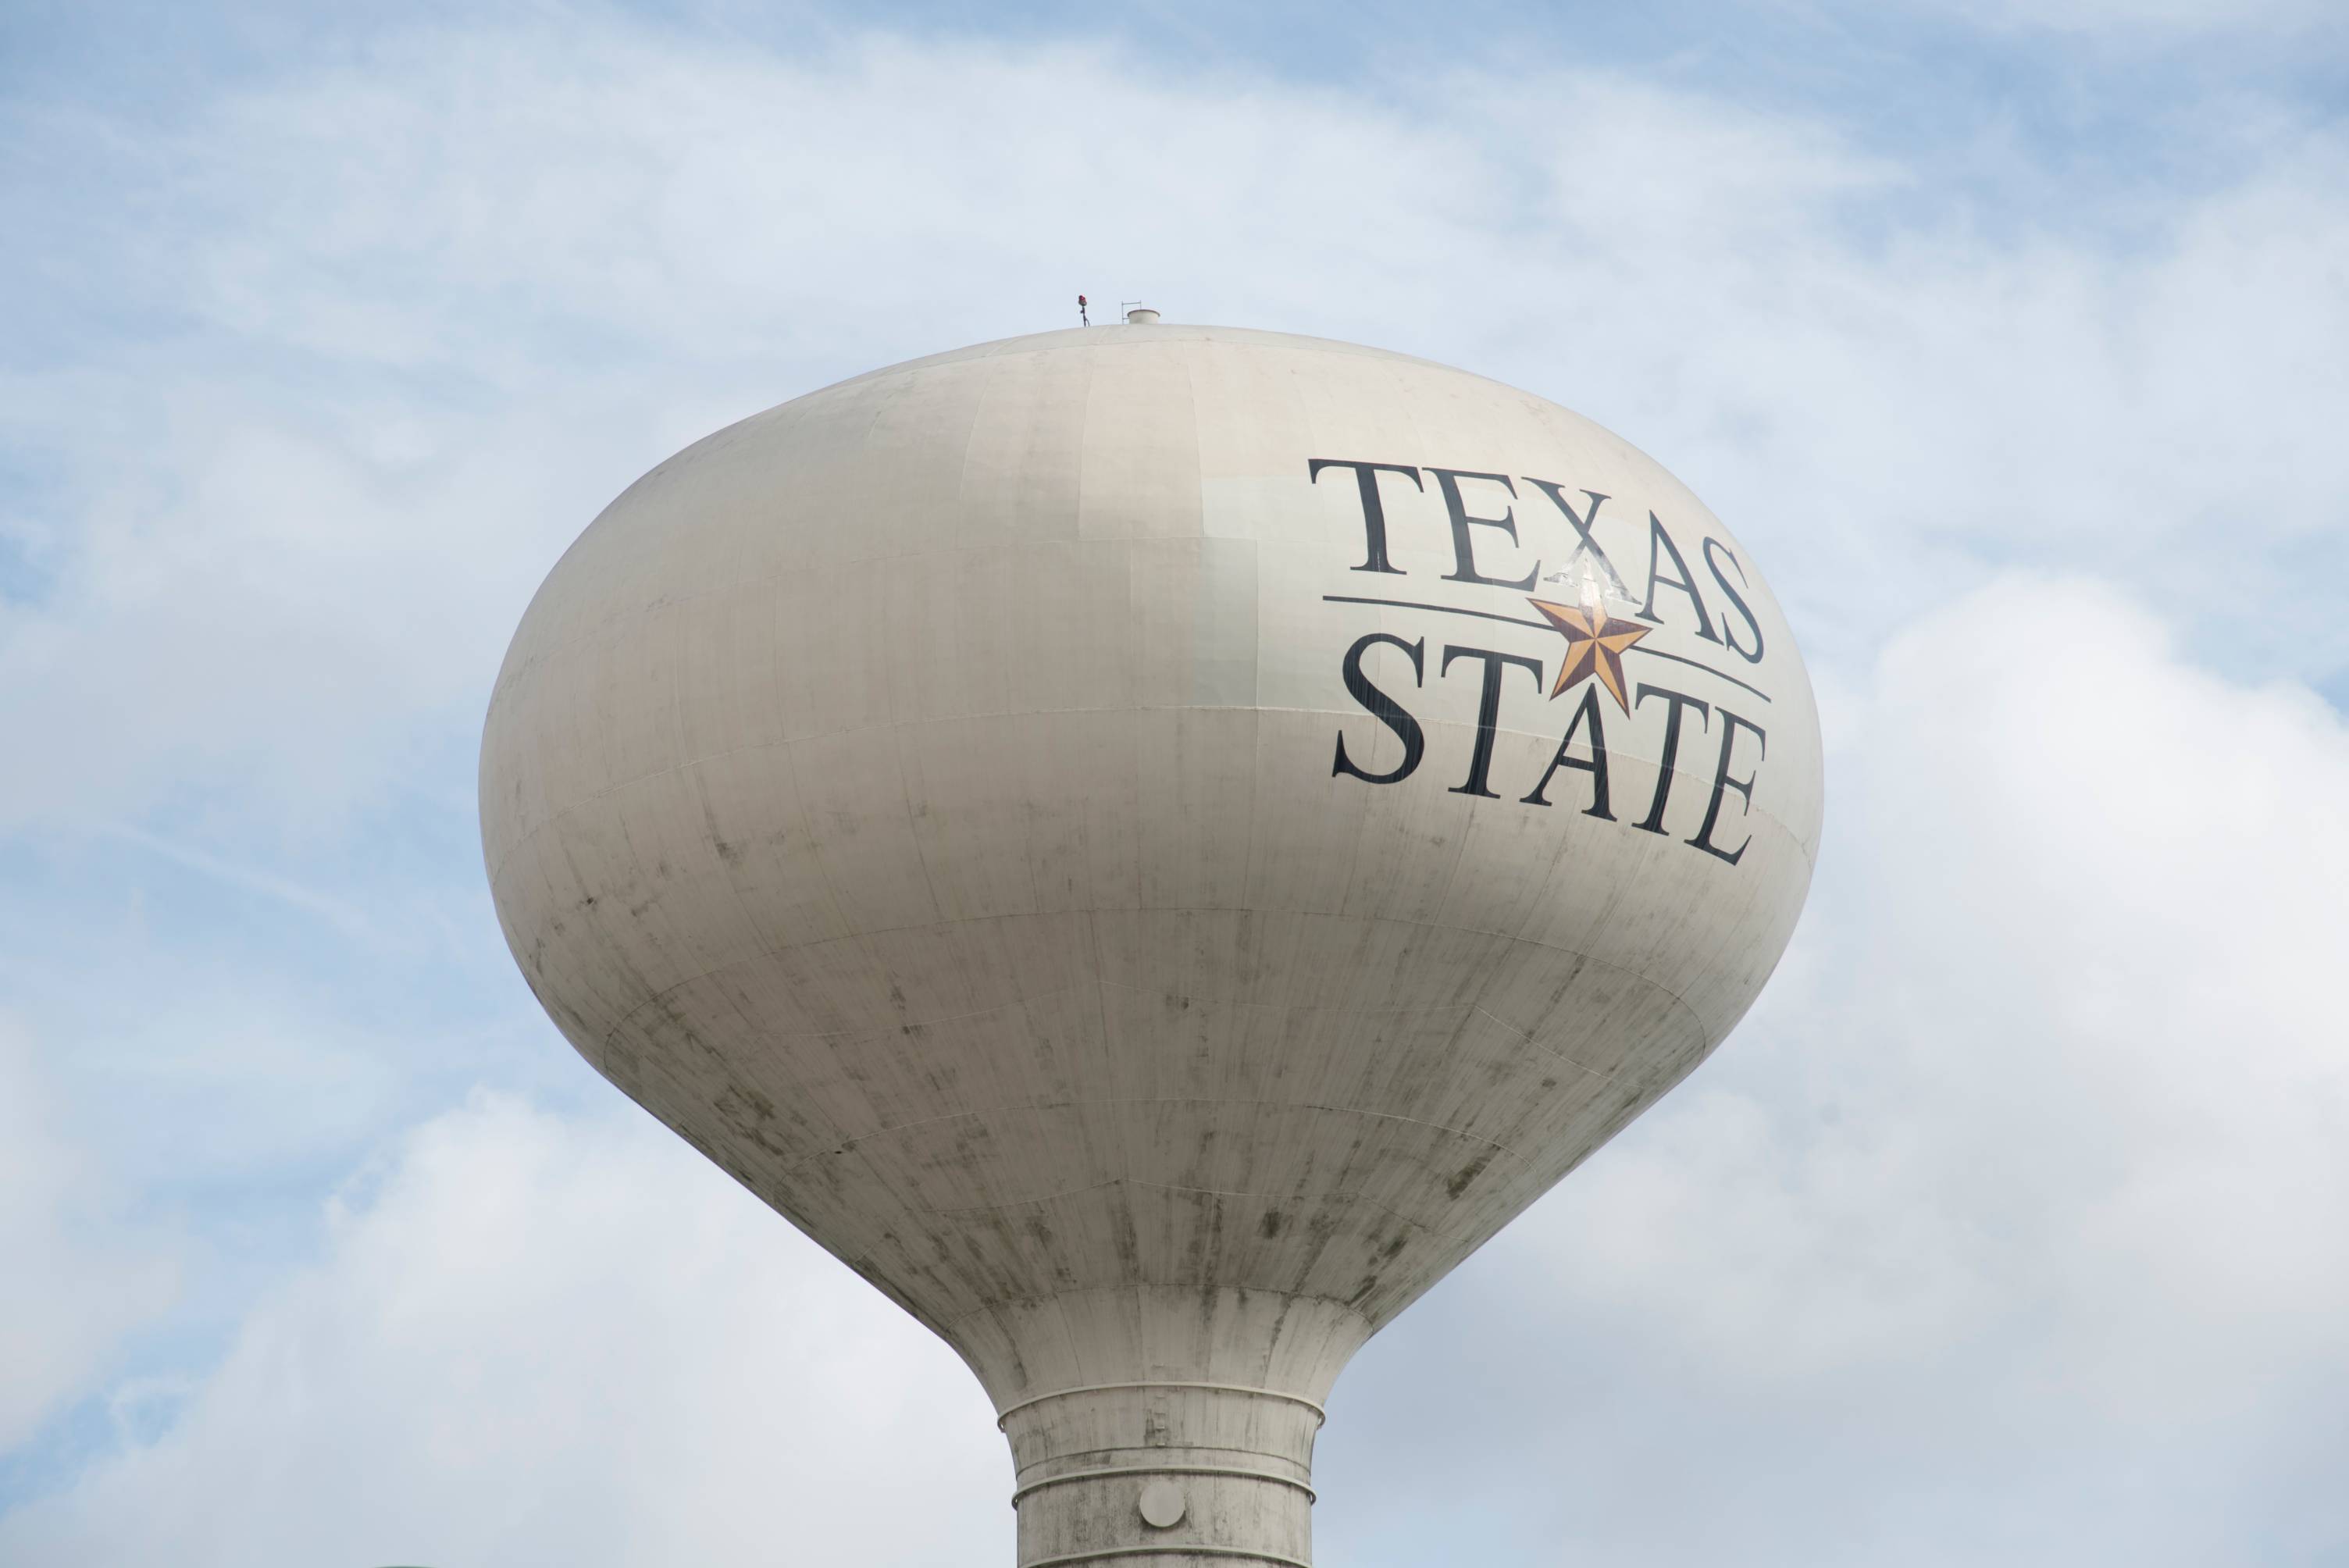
[{"left": 1321, "top": 593, "right": 1772, "bottom": 704}]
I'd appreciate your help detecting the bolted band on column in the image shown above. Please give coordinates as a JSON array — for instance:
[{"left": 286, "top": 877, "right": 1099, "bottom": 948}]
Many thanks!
[{"left": 1002, "top": 1382, "right": 1322, "bottom": 1568}]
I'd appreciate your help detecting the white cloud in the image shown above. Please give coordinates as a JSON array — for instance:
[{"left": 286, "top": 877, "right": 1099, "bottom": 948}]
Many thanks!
[
  {"left": 0, "top": 1020, "right": 176, "bottom": 1452},
  {"left": 0, "top": 1093, "right": 1007, "bottom": 1567}
]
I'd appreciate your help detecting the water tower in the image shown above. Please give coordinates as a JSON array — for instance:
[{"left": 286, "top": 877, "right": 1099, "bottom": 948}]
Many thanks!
[{"left": 481, "top": 319, "right": 1822, "bottom": 1566}]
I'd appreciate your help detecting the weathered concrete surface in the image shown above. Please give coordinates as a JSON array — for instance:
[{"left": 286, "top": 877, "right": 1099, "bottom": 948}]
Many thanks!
[{"left": 480, "top": 323, "right": 1823, "bottom": 1565}]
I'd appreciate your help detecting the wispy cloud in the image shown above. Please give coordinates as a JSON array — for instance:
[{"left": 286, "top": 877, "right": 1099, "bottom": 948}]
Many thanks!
[{"left": 99, "top": 825, "right": 375, "bottom": 937}]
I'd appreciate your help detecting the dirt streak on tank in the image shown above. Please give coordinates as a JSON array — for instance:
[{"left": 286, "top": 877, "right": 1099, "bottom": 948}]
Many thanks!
[{"left": 481, "top": 317, "right": 1823, "bottom": 1567}]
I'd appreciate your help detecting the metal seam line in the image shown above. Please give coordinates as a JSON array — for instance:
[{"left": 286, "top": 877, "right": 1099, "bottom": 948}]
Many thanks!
[
  {"left": 583, "top": 888, "right": 1738, "bottom": 1071},
  {"left": 1009, "top": 1464, "right": 1317, "bottom": 1508},
  {"left": 1023, "top": 1548, "right": 1311, "bottom": 1568},
  {"left": 996, "top": 1381, "right": 1328, "bottom": 1430},
  {"left": 493, "top": 690, "right": 1805, "bottom": 891}
]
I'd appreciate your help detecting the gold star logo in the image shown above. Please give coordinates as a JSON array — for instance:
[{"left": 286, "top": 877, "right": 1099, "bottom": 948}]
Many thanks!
[{"left": 1527, "top": 598, "right": 1651, "bottom": 711}]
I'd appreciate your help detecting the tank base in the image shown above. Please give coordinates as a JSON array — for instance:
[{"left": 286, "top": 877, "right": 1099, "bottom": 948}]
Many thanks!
[{"left": 1000, "top": 1381, "right": 1321, "bottom": 1567}]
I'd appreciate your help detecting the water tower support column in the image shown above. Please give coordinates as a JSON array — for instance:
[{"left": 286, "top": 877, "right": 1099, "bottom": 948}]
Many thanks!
[{"left": 1002, "top": 1382, "right": 1321, "bottom": 1566}]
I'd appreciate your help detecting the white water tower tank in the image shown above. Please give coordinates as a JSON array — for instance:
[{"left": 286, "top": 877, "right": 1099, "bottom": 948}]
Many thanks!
[{"left": 481, "top": 323, "right": 1823, "bottom": 1566}]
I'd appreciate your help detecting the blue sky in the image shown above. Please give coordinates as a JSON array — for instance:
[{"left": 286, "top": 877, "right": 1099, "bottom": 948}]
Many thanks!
[{"left": 2, "top": 3, "right": 2346, "bottom": 1564}]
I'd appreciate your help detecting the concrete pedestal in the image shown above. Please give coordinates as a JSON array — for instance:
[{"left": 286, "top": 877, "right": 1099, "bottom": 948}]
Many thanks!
[{"left": 1004, "top": 1382, "right": 1321, "bottom": 1567}]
